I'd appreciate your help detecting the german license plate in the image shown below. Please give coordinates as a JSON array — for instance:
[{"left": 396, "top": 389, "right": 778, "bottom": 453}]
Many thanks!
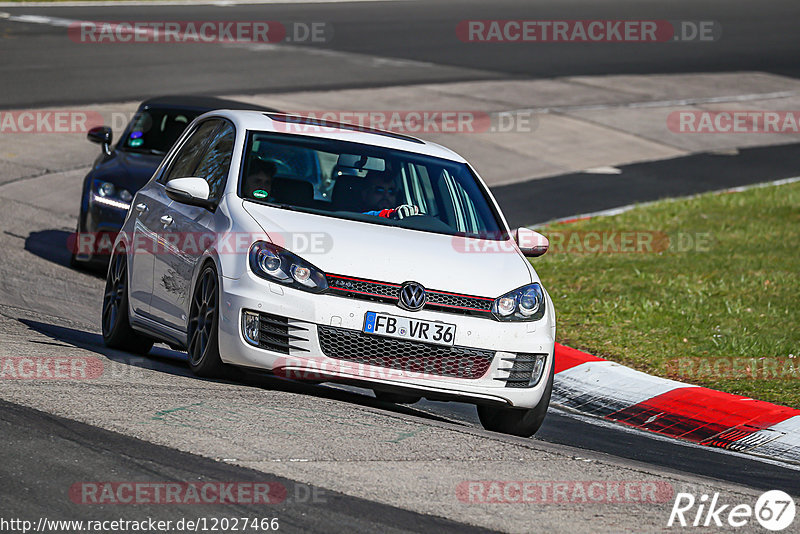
[{"left": 363, "top": 312, "right": 456, "bottom": 346}]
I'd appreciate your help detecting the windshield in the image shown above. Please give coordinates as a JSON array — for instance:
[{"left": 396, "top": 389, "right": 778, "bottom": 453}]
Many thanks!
[
  {"left": 239, "top": 132, "right": 505, "bottom": 238},
  {"left": 119, "top": 108, "right": 202, "bottom": 155}
]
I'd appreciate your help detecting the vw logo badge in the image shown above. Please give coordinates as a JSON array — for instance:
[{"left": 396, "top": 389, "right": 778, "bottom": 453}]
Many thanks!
[{"left": 399, "top": 282, "right": 427, "bottom": 311}]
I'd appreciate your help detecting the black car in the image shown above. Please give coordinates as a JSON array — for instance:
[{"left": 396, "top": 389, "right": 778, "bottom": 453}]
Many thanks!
[{"left": 71, "top": 95, "right": 277, "bottom": 269}]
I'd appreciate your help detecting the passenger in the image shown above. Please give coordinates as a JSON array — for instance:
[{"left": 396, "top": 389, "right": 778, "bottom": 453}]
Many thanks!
[{"left": 361, "top": 171, "right": 419, "bottom": 219}]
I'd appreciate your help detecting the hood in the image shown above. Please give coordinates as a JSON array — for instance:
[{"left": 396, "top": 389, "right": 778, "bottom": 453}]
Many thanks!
[
  {"left": 242, "top": 201, "right": 533, "bottom": 298},
  {"left": 93, "top": 149, "right": 164, "bottom": 191}
]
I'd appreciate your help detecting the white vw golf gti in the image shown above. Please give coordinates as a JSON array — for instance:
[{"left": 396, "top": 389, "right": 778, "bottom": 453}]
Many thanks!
[{"left": 103, "top": 110, "right": 555, "bottom": 436}]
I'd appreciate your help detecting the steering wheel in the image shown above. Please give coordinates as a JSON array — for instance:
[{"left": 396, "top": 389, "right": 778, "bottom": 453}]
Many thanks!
[{"left": 267, "top": 158, "right": 294, "bottom": 176}]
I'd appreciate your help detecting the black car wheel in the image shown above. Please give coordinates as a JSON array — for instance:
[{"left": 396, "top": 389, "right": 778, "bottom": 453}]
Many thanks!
[
  {"left": 477, "top": 361, "right": 554, "bottom": 437},
  {"left": 102, "top": 248, "right": 153, "bottom": 354},
  {"left": 187, "top": 264, "right": 224, "bottom": 377}
]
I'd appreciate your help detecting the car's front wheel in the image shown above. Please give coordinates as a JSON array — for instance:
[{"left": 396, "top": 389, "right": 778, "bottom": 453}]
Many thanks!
[
  {"left": 102, "top": 248, "right": 153, "bottom": 354},
  {"left": 187, "top": 264, "right": 224, "bottom": 377},
  {"left": 477, "top": 361, "right": 554, "bottom": 437}
]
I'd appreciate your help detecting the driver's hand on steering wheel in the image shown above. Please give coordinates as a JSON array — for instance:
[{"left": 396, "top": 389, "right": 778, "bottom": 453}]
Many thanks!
[{"left": 390, "top": 204, "right": 420, "bottom": 220}]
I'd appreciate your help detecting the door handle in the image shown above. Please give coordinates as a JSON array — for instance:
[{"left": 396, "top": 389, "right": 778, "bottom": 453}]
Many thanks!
[
  {"left": 160, "top": 215, "right": 173, "bottom": 227},
  {"left": 135, "top": 203, "right": 148, "bottom": 214}
]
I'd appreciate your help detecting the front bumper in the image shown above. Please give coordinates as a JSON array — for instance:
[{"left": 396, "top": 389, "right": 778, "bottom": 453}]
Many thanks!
[{"left": 218, "top": 272, "right": 555, "bottom": 409}]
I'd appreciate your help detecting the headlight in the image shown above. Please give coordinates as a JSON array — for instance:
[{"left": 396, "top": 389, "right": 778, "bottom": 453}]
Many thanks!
[
  {"left": 492, "top": 283, "right": 545, "bottom": 321},
  {"left": 93, "top": 180, "right": 132, "bottom": 209},
  {"left": 97, "top": 181, "right": 115, "bottom": 197},
  {"left": 248, "top": 241, "right": 328, "bottom": 293}
]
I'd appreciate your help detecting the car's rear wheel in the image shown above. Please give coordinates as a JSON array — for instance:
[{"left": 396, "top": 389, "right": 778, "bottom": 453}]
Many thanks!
[
  {"left": 187, "top": 264, "right": 224, "bottom": 377},
  {"left": 102, "top": 248, "right": 153, "bottom": 354},
  {"left": 477, "top": 361, "right": 554, "bottom": 437},
  {"left": 373, "top": 390, "right": 422, "bottom": 404}
]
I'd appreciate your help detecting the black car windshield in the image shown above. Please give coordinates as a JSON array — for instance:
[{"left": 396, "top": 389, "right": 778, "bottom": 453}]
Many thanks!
[
  {"left": 119, "top": 108, "right": 202, "bottom": 154},
  {"left": 240, "top": 132, "right": 505, "bottom": 238}
]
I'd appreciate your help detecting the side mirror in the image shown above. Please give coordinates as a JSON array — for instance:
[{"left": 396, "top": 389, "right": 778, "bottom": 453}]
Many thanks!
[
  {"left": 514, "top": 228, "right": 549, "bottom": 257},
  {"left": 165, "top": 177, "right": 213, "bottom": 209},
  {"left": 87, "top": 126, "right": 113, "bottom": 155}
]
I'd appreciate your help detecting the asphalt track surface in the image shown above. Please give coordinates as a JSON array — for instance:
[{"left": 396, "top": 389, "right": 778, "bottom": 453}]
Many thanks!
[
  {"left": 0, "top": 399, "right": 494, "bottom": 534},
  {"left": 495, "top": 141, "right": 800, "bottom": 227},
  {"left": 1, "top": 0, "right": 800, "bottom": 531},
  {"left": 0, "top": 0, "right": 799, "bottom": 108}
]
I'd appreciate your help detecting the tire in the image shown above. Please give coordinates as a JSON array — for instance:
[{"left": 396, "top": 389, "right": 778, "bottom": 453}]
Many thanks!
[
  {"left": 187, "top": 264, "right": 224, "bottom": 377},
  {"left": 102, "top": 248, "right": 154, "bottom": 355},
  {"left": 477, "top": 360, "right": 554, "bottom": 437},
  {"left": 373, "top": 390, "right": 422, "bottom": 404}
]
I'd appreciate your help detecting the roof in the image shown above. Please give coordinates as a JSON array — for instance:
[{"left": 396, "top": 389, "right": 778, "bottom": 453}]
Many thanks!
[
  {"left": 139, "top": 95, "right": 279, "bottom": 113},
  {"left": 206, "top": 110, "right": 468, "bottom": 163}
]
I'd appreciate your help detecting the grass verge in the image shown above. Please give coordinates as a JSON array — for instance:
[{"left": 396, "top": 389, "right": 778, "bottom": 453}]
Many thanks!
[{"left": 532, "top": 181, "right": 800, "bottom": 408}]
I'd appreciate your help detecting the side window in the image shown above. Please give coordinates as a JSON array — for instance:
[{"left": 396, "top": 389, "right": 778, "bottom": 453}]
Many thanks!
[
  {"left": 159, "top": 120, "right": 220, "bottom": 184},
  {"left": 193, "top": 122, "right": 235, "bottom": 201}
]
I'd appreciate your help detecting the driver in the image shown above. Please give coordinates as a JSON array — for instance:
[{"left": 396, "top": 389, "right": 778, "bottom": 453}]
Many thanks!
[
  {"left": 243, "top": 157, "right": 277, "bottom": 200},
  {"left": 361, "top": 171, "right": 419, "bottom": 219}
]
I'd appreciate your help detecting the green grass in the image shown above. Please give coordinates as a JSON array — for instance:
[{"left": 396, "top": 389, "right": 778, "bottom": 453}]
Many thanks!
[{"left": 533, "top": 181, "right": 800, "bottom": 408}]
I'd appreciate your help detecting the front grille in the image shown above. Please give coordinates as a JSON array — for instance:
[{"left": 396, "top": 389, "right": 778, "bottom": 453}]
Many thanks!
[
  {"left": 324, "top": 273, "right": 494, "bottom": 317},
  {"left": 325, "top": 274, "right": 400, "bottom": 303},
  {"left": 258, "top": 313, "right": 309, "bottom": 354},
  {"left": 317, "top": 325, "right": 494, "bottom": 379},
  {"left": 494, "top": 353, "right": 548, "bottom": 388},
  {"left": 426, "top": 290, "right": 494, "bottom": 313}
]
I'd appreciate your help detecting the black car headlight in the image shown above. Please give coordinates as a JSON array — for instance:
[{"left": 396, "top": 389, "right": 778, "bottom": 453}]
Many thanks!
[
  {"left": 492, "top": 283, "right": 546, "bottom": 321},
  {"left": 93, "top": 180, "right": 133, "bottom": 209},
  {"left": 248, "top": 241, "right": 328, "bottom": 293}
]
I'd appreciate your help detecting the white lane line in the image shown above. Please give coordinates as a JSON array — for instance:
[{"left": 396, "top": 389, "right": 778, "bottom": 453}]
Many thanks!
[
  {"left": 582, "top": 166, "right": 622, "bottom": 175},
  {"left": 534, "top": 175, "right": 800, "bottom": 227},
  {"left": 4, "top": 13, "right": 76, "bottom": 27},
  {"left": 0, "top": 0, "right": 405, "bottom": 7},
  {"left": 1, "top": 11, "right": 438, "bottom": 70}
]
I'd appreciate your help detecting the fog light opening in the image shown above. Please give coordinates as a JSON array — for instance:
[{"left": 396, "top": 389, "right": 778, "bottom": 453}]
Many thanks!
[{"left": 242, "top": 310, "right": 260, "bottom": 346}]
